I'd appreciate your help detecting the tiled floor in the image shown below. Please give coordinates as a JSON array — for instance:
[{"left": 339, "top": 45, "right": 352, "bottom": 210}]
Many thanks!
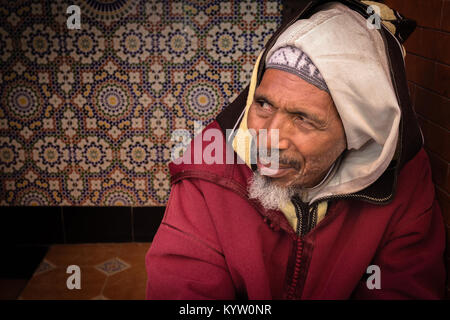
[{"left": 17, "top": 242, "right": 151, "bottom": 300}]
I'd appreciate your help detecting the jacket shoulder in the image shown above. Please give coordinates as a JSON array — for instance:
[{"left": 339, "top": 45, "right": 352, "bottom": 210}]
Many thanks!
[
  {"left": 395, "top": 148, "right": 435, "bottom": 208},
  {"left": 169, "top": 120, "right": 253, "bottom": 190}
]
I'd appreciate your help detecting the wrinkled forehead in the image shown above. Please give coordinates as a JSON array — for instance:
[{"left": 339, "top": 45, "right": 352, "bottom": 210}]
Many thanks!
[{"left": 255, "top": 68, "right": 342, "bottom": 127}]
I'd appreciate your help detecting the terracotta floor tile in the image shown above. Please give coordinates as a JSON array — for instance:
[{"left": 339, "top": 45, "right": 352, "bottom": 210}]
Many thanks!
[
  {"left": 102, "top": 265, "right": 147, "bottom": 300},
  {"left": 19, "top": 242, "right": 151, "bottom": 300},
  {"left": 44, "top": 243, "right": 123, "bottom": 267},
  {"left": 91, "top": 294, "right": 109, "bottom": 300},
  {"left": 117, "top": 242, "right": 151, "bottom": 267},
  {"left": 19, "top": 266, "right": 107, "bottom": 300}
]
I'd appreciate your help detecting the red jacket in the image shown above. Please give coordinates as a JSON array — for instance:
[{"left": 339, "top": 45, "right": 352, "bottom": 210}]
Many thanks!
[
  {"left": 145, "top": 122, "right": 446, "bottom": 299},
  {"left": 145, "top": 1, "right": 446, "bottom": 299}
]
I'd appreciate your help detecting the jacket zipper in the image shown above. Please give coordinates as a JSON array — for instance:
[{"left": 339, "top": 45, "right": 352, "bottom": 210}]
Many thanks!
[
  {"left": 285, "top": 198, "right": 318, "bottom": 299},
  {"left": 286, "top": 236, "right": 303, "bottom": 299},
  {"left": 311, "top": 191, "right": 393, "bottom": 207}
]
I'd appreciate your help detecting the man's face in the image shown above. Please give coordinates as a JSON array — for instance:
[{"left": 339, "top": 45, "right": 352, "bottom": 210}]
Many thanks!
[{"left": 247, "top": 69, "right": 347, "bottom": 189}]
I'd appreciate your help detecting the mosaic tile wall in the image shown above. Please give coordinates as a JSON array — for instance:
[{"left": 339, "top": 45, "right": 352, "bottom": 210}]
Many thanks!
[{"left": 0, "top": 0, "right": 282, "bottom": 206}]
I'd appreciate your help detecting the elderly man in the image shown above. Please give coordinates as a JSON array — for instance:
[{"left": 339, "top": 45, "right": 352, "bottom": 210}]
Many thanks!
[{"left": 146, "top": 1, "right": 446, "bottom": 299}]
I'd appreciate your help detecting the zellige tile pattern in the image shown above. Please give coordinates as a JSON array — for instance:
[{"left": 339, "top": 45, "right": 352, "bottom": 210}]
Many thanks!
[{"left": 0, "top": 0, "right": 282, "bottom": 206}]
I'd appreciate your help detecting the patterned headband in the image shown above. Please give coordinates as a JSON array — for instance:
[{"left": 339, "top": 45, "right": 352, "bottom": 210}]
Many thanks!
[{"left": 266, "top": 46, "right": 330, "bottom": 93}]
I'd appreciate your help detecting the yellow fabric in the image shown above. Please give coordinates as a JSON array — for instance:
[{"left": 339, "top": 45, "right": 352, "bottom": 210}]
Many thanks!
[
  {"left": 280, "top": 200, "right": 297, "bottom": 229},
  {"left": 232, "top": 51, "right": 263, "bottom": 167},
  {"left": 316, "top": 201, "right": 328, "bottom": 225},
  {"left": 231, "top": 50, "right": 328, "bottom": 232}
]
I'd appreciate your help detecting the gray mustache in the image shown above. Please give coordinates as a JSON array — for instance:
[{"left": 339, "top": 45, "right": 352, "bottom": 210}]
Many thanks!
[{"left": 258, "top": 152, "right": 301, "bottom": 172}]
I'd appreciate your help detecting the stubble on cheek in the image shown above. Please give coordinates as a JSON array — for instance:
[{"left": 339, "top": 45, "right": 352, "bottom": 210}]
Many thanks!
[{"left": 284, "top": 151, "right": 338, "bottom": 188}]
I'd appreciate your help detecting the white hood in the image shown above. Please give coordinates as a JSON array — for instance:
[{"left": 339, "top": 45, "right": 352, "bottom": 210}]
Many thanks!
[{"left": 262, "top": 2, "right": 401, "bottom": 203}]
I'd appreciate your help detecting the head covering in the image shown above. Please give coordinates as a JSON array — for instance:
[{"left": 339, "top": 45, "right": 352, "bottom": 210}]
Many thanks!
[
  {"left": 266, "top": 45, "right": 330, "bottom": 93},
  {"left": 232, "top": 2, "right": 401, "bottom": 204}
]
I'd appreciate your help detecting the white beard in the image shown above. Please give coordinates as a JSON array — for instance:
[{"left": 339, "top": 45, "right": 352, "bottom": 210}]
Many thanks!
[{"left": 248, "top": 172, "right": 297, "bottom": 210}]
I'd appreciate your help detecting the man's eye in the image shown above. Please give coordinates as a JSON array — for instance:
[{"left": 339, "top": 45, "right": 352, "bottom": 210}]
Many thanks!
[
  {"left": 258, "top": 101, "right": 272, "bottom": 111},
  {"left": 293, "top": 115, "right": 316, "bottom": 130}
]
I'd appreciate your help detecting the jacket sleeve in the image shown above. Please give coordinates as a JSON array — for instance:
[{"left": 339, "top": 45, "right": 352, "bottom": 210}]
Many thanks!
[
  {"left": 352, "top": 199, "right": 446, "bottom": 299},
  {"left": 145, "top": 179, "right": 236, "bottom": 299}
]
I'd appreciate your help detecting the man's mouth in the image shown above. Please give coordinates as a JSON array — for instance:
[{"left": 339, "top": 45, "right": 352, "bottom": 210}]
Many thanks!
[{"left": 257, "top": 160, "right": 294, "bottom": 178}]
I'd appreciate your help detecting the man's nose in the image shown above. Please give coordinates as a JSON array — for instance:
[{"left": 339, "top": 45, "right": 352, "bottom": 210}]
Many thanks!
[{"left": 262, "top": 113, "right": 291, "bottom": 151}]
